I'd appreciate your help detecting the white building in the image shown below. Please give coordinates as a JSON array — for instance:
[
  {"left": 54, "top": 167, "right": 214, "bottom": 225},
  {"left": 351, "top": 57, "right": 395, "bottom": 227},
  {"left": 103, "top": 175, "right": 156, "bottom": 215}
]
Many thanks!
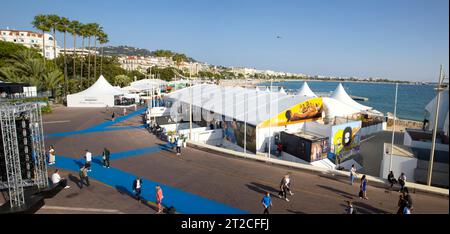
[
  {"left": 59, "top": 48, "right": 98, "bottom": 56},
  {"left": 0, "top": 29, "right": 59, "bottom": 59}
]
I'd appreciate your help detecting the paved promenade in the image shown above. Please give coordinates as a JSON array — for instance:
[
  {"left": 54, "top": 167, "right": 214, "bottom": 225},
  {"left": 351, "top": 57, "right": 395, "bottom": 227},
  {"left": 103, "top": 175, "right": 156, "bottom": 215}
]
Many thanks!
[{"left": 36, "top": 106, "right": 448, "bottom": 214}]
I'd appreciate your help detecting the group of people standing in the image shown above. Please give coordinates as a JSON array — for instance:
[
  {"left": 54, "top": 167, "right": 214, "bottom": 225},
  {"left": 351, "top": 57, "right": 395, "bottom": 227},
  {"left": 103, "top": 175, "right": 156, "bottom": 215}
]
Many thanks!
[
  {"left": 132, "top": 177, "right": 165, "bottom": 213},
  {"left": 347, "top": 164, "right": 413, "bottom": 214}
]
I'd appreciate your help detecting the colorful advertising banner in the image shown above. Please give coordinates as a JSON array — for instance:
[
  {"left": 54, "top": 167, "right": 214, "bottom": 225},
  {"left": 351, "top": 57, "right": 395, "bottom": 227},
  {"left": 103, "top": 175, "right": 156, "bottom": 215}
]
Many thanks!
[
  {"left": 329, "top": 121, "right": 362, "bottom": 161},
  {"left": 258, "top": 97, "right": 323, "bottom": 128}
]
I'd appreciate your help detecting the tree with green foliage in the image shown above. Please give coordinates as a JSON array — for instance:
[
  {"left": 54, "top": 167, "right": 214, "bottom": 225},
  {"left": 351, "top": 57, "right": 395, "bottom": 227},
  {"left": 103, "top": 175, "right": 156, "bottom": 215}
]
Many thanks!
[
  {"left": 68, "top": 20, "right": 81, "bottom": 80},
  {"left": 46, "top": 14, "right": 61, "bottom": 61},
  {"left": 113, "top": 74, "right": 131, "bottom": 87},
  {"left": 31, "top": 14, "right": 51, "bottom": 64},
  {"left": 57, "top": 16, "right": 70, "bottom": 97}
]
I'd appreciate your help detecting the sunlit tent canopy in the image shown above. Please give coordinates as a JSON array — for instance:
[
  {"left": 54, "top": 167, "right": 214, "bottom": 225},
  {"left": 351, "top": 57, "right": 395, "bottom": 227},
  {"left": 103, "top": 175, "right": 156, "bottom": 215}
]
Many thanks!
[
  {"left": 330, "top": 83, "right": 371, "bottom": 111},
  {"left": 297, "top": 82, "right": 317, "bottom": 97},
  {"left": 126, "top": 79, "right": 167, "bottom": 92},
  {"left": 67, "top": 75, "right": 125, "bottom": 107},
  {"left": 425, "top": 90, "right": 449, "bottom": 131},
  {"left": 165, "top": 84, "right": 315, "bottom": 127},
  {"left": 322, "top": 97, "right": 361, "bottom": 119},
  {"left": 279, "top": 87, "right": 287, "bottom": 95}
]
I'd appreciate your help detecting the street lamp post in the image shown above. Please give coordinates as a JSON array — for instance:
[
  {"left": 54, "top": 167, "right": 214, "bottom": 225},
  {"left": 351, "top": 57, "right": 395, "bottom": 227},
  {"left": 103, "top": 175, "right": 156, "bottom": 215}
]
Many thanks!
[
  {"left": 189, "top": 63, "right": 193, "bottom": 140},
  {"left": 427, "top": 65, "right": 446, "bottom": 186},
  {"left": 244, "top": 78, "right": 247, "bottom": 154}
]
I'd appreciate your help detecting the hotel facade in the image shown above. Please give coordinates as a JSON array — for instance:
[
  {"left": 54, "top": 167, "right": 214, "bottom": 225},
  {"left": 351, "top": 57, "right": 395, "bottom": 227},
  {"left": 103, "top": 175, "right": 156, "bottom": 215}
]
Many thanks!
[{"left": 0, "top": 29, "right": 59, "bottom": 59}]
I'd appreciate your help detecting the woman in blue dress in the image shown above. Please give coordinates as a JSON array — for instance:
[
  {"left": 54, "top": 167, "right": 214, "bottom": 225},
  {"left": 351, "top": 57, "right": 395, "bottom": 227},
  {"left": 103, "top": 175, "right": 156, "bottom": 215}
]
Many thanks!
[{"left": 359, "top": 175, "right": 368, "bottom": 200}]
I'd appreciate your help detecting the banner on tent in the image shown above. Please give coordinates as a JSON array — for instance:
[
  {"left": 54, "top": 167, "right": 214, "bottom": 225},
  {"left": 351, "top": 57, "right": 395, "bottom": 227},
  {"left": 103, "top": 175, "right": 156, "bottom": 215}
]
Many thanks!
[{"left": 258, "top": 97, "right": 323, "bottom": 128}]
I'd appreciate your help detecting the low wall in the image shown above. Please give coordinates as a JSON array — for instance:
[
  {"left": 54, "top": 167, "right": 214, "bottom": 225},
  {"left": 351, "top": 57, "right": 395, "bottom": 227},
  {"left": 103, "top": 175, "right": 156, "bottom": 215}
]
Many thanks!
[
  {"left": 187, "top": 140, "right": 449, "bottom": 197},
  {"left": 387, "top": 118, "right": 423, "bottom": 129}
]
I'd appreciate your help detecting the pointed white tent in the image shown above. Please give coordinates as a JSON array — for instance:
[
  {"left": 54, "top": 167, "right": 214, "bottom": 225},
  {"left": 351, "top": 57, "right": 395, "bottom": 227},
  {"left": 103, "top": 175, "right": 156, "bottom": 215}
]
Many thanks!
[
  {"left": 67, "top": 75, "right": 125, "bottom": 107},
  {"left": 297, "top": 82, "right": 317, "bottom": 97},
  {"left": 322, "top": 97, "right": 361, "bottom": 119},
  {"left": 330, "top": 83, "right": 371, "bottom": 111},
  {"left": 255, "top": 86, "right": 261, "bottom": 92},
  {"left": 279, "top": 87, "right": 287, "bottom": 95},
  {"left": 425, "top": 90, "right": 449, "bottom": 132}
]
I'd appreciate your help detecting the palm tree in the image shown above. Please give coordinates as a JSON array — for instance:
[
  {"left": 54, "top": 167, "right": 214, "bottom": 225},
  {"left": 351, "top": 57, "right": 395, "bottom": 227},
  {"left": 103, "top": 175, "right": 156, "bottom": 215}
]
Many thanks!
[
  {"left": 68, "top": 20, "right": 80, "bottom": 80},
  {"left": 57, "top": 16, "right": 70, "bottom": 97},
  {"left": 79, "top": 23, "right": 88, "bottom": 87},
  {"left": 92, "top": 24, "right": 101, "bottom": 79},
  {"left": 97, "top": 31, "right": 109, "bottom": 75},
  {"left": 85, "top": 23, "right": 99, "bottom": 84},
  {"left": 31, "top": 14, "right": 51, "bottom": 63},
  {"left": 46, "top": 14, "right": 61, "bottom": 61}
]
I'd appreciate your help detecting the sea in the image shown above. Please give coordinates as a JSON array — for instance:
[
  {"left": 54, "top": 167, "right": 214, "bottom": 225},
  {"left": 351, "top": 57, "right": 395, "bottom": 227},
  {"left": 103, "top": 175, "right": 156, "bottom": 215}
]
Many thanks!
[{"left": 259, "top": 80, "right": 437, "bottom": 121}]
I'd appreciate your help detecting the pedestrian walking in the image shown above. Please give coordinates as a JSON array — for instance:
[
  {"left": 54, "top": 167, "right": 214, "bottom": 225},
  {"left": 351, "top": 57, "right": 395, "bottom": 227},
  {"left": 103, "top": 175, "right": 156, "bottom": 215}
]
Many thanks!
[
  {"left": 84, "top": 149, "right": 92, "bottom": 172},
  {"left": 112, "top": 112, "right": 115, "bottom": 122},
  {"left": 156, "top": 185, "right": 164, "bottom": 213},
  {"left": 359, "top": 175, "right": 368, "bottom": 200},
  {"left": 398, "top": 173, "right": 406, "bottom": 192},
  {"left": 123, "top": 108, "right": 127, "bottom": 116},
  {"left": 350, "top": 164, "right": 357, "bottom": 185},
  {"left": 397, "top": 194, "right": 407, "bottom": 214},
  {"left": 132, "top": 177, "right": 143, "bottom": 202},
  {"left": 387, "top": 171, "right": 398, "bottom": 189},
  {"left": 102, "top": 147, "right": 111, "bottom": 168},
  {"left": 284, "top": 174, "right": 294, "bottom": 196},
  {"left": 403, "top": 187, "right": 414, "bottom": 212},
  {"left": 261, "top": 192, "right": 272, "bottom": 214},
  {"left": 176, "top": 137, "right": 183, "bottom": 156},
  {"left": 79, "top": 166, "right": 90, "bottom": 189},
  {"left": 278, "top": 175, "right": 290, "bottom": 202},
  {"left": 345, "top": 201, "right": 356, "bottom": 214},
  {"left": 51, "top": 169, "right": 70, "bottom": 189},
  {"left": 48, "top": 145, "right": 56, "bottom": 165}
]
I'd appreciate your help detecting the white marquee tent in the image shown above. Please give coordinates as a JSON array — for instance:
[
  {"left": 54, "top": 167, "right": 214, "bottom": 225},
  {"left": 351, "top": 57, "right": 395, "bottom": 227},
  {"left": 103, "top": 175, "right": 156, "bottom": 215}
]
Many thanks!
[
  {"left": 425, "top": 90, "right": 449, "bottom": 132},
  {"left": 297, "top": 82, "right": 317, "bottom": 97},
  {"left": 330, "top": 83, "right": 371, "bottom": 111},
  {"left": 322, "top": 97, "right": 361, "bottom": 119},
  {"left": 67, "top": 75, "right": 125, "bottom": 107}
]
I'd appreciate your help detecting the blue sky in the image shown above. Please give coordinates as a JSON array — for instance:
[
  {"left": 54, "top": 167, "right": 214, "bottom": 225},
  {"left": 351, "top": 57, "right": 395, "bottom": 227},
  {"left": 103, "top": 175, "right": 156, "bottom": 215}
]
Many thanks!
[{"left": 0, "top": 0, "right": 448, "bottom": 81}]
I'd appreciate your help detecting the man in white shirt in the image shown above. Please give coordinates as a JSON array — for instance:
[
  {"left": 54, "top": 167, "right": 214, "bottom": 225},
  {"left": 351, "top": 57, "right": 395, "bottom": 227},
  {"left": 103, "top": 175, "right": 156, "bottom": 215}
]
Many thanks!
[
  {"left": 85, "top": 150, "right": 92, "bottom": 172},
  {"left": 51, "top": 169, "right": 70, "bottom": 189},
  {"left": 176, "top": 137, "right": 183, "bottom": 156}
]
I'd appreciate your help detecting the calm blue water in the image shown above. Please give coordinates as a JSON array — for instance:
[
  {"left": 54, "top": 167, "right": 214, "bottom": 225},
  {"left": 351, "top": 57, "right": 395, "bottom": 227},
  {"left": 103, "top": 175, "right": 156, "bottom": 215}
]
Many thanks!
[{"left": 260, "top": 81, "right": 437, "bottom": 121}]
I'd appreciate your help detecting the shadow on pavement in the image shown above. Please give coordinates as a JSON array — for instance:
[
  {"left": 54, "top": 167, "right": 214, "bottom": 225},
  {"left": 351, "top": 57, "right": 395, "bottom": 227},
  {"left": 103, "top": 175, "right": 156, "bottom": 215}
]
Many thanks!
[
  {"left": 353, "top": 201, "right": 390, "bottom": 214},
  {"left": 317, "top": 185, "right": 355, "bottom": 200},
  {"left": 68, "top": 174, "right": 81, "bottom": 189},
  {"left": 246, "top": 182, "right": 279, "bottom": 196},
  {"left": 157, "top": 143, "right": 175, "bottom": 154},
  {"left": 115, "top": 185, "right": 158, "bottom": 212},
  {"left": 286, "top": 209, "right": 307, "bottom": 214}
]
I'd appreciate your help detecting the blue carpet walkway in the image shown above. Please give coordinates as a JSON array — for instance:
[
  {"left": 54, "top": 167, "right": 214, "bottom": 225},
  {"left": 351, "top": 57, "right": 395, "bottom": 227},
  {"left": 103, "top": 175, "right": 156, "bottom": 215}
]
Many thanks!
[{"left": 52, "top": 146, "right": 247, "bottom": 214}]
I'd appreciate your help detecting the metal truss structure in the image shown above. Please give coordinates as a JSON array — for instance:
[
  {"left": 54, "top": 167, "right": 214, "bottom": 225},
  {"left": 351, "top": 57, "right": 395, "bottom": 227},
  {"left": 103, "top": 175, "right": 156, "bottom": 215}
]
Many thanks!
[{"left": 0, "top": 103, "right": 48, "bottom": 208}]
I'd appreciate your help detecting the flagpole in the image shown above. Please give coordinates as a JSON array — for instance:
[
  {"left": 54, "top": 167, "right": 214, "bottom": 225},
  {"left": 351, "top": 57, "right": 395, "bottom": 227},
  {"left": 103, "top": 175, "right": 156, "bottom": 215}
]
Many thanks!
[
  {"left": 389, "top": 83, "right": 398, "bottom": 173},
  {"left": 244, "top": 78, "right": 247, "bottom": 154},
  {"left": 427, "top": 65, "right": 445, "bottom": 186}
]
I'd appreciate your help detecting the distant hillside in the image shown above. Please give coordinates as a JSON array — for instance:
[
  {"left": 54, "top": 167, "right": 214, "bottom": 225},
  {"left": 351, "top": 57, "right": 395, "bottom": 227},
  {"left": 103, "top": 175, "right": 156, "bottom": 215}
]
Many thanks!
[
  {"left": 101, "top": 46, "right": 197, "bottom": 62},
  {"left": 101, "top": 45, "right": 153, "bottom": 57}
]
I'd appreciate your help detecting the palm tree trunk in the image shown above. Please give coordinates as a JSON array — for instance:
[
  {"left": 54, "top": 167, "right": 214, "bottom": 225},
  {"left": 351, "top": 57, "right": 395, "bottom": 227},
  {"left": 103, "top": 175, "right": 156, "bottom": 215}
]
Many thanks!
[
  {"left": 87, "top": 36, "right": 91, "bottom": 85},
  {"left": 100, "top": 46, "right": 104, "bottom": 75},
  {"left": 63, "top": 31, "right": 68, "bottom": 97},
  {"left": 52, "top": 28, "right": 57, "bottom": 62},
  {"left": 73, "top": 32, "right": 76, "bottom": 80},
  {"left": 41, "top": 30, "right": 46, "bottom": 64},
  {"left": 93, "top": 36, "right": 97, "bottom": 79},
  {"left": 80, "top": 37, "right": 85, "bottom": 88}
]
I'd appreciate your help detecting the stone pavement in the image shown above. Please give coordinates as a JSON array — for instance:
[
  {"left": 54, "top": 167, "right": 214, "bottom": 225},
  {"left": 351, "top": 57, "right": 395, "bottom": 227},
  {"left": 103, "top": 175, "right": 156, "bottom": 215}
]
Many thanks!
[{"left": 36, "top": 106, "right": 448, "bottom": 214}]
